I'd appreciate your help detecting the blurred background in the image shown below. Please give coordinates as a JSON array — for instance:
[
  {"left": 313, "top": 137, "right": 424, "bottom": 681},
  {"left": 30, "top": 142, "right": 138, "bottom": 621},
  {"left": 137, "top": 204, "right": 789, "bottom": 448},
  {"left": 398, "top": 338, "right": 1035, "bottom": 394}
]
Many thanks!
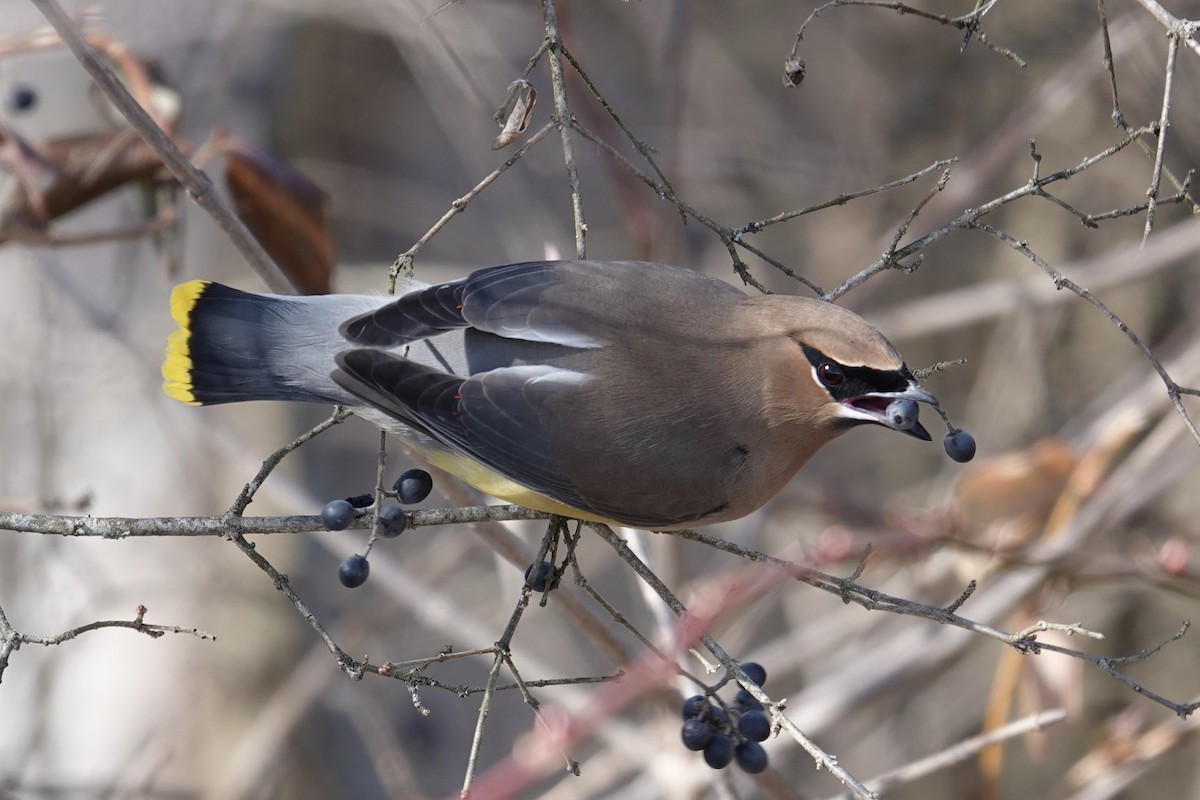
[{"left": 1, "top": 1, "right": 1199, "bottom": 798}]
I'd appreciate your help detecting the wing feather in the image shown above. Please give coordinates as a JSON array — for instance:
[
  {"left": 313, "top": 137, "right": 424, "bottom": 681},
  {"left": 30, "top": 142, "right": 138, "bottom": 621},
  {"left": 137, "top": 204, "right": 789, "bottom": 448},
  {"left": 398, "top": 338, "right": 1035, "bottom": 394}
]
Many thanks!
[
  {"left": 332, "top": 349, "right": 593, "bottom": 513},
  {"left": 340, "top": 262, "right": 609, "bottom": 350}
]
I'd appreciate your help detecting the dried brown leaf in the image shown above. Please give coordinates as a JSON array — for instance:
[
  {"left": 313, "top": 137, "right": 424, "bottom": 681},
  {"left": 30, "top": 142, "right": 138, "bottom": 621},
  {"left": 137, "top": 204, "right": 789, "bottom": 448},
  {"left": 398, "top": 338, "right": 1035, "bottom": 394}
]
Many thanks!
[
  {"left": 224, "top": 139, "right": 333, "bottom": 295},
  {"left": 492, "top": 79, "right": 537, "bottom": 150}
]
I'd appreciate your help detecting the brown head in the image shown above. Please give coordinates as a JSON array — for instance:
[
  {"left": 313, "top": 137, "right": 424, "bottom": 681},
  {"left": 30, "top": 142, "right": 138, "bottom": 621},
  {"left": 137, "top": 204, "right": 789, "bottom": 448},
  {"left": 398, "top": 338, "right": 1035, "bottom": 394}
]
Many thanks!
[{"left": 734, "top": 294, "right": 937, "bottom": 447}]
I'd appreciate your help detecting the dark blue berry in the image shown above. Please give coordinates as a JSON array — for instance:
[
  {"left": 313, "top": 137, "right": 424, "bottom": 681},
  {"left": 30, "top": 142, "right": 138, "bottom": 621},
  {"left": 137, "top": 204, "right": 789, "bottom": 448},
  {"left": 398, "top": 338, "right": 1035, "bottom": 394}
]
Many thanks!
[
  {"left": 6, "top": 85, "right": 37, "bottom": 113},
  {"left": 885, "top": 398, "right": 919, "bottom": 431},
  {"left": 338, "top": 554, "right": 370, "bottom": 588},
  {"left": 739, "top": 662, "right": 767, "bottom": 686},
  {"left": 681, "top": 718, "right": 712, "bottom": 751},
  {"left": 703, "top": 733, "right": 735, "bottom": 769},
  {"left": 524, "top": 560, "right": 552, "bottom": 592},
  {"left": 346, "top": 493, "right": 374, "bottom": 508},
  {"left": 394, "top": 469, "right": 433, "bottom": 504},
  {"left": 737, "top": 710, "right": 770, "bottom": 742},
  {"left": 704, "top": 704, "right": 727, "bottom": 727},
  {"left": 944, "top": 429, "right": 977, "bottom": 463},
  {"left": 321, "top": 499, "right": 354, "bottom": 531},
  {"left": 735, "top": 689, "right": 763, "bottom": 711},
  {"left": 735, "top": 741, "right": 769, "bottom": 774},
  {"left": 377, "top": 504, "right": 407, "bottom": 538},
  {"left": 681, "top": 695, "right": 708, "bottom": 719}
]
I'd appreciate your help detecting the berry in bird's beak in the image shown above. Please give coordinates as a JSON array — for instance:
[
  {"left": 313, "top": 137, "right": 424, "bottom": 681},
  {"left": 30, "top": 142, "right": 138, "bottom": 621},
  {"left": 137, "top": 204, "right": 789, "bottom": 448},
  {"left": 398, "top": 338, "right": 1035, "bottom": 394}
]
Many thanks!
[{"left": 841, "top": 382, "right": 938, "bottom": 441}]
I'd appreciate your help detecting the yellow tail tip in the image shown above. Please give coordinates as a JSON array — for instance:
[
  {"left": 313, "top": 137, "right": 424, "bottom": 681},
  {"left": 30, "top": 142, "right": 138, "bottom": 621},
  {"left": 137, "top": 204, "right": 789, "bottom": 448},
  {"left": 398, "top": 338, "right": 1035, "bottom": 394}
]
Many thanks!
[
  {"left": 170, "top": 280, "right": 209, "bottom": 327},
  {"left": 162, "top": 281, "right": 208, "bottom": 405}
]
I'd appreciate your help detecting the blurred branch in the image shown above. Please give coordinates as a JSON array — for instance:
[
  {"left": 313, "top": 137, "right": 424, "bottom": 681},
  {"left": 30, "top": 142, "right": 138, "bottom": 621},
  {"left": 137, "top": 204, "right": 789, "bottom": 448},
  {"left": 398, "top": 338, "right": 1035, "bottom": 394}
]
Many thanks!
[
  {"left": 27, "top": 0, "right": 294, "bottom": 293},
  {"left": 827, "top": 708, "right": 1068, "bottom": 799},
  {"left": 1058, "top": 702, "right": 1200, "bottom": 798}
]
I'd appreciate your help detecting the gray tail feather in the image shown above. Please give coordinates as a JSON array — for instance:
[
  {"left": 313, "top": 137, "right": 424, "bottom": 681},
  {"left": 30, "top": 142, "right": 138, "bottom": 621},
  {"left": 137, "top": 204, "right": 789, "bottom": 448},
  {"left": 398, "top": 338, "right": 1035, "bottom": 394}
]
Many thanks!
[{"left": 164, "top": 281, "right": 362, "bottom": 406}]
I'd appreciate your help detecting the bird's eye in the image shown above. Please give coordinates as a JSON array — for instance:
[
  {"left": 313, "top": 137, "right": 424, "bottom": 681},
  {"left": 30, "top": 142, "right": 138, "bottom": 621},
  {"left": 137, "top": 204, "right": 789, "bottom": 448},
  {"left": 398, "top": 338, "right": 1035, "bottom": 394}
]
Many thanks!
[
  {"left": 817, "top": 362, "right": 844, "bottom": 387},
  {"left": 5, "top": 85, "right": 37, "bottom": 114}
]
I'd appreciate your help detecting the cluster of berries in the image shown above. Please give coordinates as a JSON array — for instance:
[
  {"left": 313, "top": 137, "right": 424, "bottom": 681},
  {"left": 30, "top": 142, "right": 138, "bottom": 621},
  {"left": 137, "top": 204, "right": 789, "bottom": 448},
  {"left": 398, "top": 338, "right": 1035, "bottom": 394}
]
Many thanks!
[
  {"left": 680, "top": 662, "right": 772, "bottom": 774},
  {"left": 316, "top": 468, "right": 435, "bottom": 588}
]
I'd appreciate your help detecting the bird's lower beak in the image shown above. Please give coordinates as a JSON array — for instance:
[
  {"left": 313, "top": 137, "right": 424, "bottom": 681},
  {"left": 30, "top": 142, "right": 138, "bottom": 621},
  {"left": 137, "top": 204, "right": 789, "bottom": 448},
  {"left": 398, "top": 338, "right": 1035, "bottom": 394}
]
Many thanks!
[{"left": 841, "top": 382, "right": 938, "bottom": 441}]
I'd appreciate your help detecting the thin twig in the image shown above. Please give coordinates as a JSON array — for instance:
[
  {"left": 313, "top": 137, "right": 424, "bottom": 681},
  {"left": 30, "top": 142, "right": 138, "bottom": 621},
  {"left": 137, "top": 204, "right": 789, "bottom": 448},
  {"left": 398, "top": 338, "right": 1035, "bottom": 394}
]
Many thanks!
[
  {"left": 561, "top": 527, "right": 713, "bottom": 693},
  {"left": 228, "top": 526, "right": 363, "bottom": 678},
  {"left": 790, "top": 0, "right": 1017, "bottom": 64},
  {"left": 462, "top": 643, "right": 512, "bottom": 797},
  {"left": 389, "top": 121, "right": 554, "bottom": 291},
  {"left": 0, "top": 603, "right": 213, "bottom": 683},
  {"left": 567, "top": 118, "right": 822, "bottom": 294},
  {"left": 1098, "top": 2, "right": 1199, "bottom": 221},
  {"left": 971, "top": 221, "right": 1200, "bottom": 448},
  {"left": 362, "top": 429, "right": 389, "bottom": 556},
  {"left": 542, "top": 0, "right": 586, "bottom": 258},
  {"left": 1142, "top": 33, "right": 1179, "bottom": 246},
  {"left": 502, "top": 652, "right": 580, "bottom": 776},
  {"left": 733, "top": 158, "right": 955, "bottom": 237},
  {"left": 560, "top": 45, "right": 679, "bottom": 220},
  {"left": 461, "top": 520, "right": 565, "bottom": 796},
  {"left": 1038, "top": 622, "right": 1199, "bottom": 717},
  {"left": 228, "top": 408, "right": 351, "bottom": 516}
]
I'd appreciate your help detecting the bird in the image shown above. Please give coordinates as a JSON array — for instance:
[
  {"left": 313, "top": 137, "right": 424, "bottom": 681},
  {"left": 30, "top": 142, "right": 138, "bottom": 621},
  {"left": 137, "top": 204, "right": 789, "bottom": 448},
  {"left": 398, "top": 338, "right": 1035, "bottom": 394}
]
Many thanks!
[{"left": 162, "top": 260, "right": 938, "bottom": 529}]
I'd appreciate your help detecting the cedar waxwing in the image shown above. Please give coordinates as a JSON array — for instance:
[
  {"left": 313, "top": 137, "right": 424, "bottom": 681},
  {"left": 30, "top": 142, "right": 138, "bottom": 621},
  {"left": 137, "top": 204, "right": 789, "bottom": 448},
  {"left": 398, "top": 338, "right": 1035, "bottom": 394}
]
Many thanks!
[{"left": 162, "top": 260, "right": 938, "bottom": 529}]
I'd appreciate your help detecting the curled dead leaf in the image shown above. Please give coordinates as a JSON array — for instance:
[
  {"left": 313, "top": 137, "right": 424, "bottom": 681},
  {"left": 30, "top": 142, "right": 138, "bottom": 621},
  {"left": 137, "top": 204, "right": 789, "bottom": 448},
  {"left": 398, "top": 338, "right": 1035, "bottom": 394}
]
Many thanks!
[{"left": 492, "top": 79, "right": 537, "bottom": 150}]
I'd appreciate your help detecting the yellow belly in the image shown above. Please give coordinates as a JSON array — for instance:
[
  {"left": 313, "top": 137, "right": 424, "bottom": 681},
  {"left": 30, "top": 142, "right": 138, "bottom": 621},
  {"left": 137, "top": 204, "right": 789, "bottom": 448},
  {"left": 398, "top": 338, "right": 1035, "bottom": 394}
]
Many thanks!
[{"left": 416, "top": 445, "right": 617, "bottom": 524}]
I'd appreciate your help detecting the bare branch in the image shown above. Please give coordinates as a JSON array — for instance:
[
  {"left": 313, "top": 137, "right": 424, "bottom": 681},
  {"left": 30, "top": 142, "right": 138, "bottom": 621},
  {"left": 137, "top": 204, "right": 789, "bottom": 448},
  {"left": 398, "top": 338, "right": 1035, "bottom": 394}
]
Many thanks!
[
  {"left": 1142, "top": 33, "right": 1180, "bottom": 245},
  {"left": 542, "top": 0, "right": 586, "bottom": 258}
]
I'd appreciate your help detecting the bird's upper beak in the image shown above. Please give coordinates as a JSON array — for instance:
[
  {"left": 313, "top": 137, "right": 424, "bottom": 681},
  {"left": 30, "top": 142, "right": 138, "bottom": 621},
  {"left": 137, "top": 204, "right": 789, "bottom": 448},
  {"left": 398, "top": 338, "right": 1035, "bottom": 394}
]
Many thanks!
[{"left": 839, "top": 381, "right": 938, "bottom": 441}]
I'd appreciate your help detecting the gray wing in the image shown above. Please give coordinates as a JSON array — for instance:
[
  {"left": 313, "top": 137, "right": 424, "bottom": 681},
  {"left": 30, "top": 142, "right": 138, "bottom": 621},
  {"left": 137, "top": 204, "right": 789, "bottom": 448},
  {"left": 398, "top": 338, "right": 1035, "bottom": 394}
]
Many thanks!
[
  {"left": 340, "top": 262, "right": 605, "bottom": 350},
  {"left": 331, "top": 348, "right": 595, "bottom": 514}
]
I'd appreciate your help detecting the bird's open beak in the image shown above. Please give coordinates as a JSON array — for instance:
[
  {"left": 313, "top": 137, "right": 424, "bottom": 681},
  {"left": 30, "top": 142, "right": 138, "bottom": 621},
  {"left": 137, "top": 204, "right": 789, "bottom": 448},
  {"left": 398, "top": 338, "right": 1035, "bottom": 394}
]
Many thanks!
[{"left": 840, "top": 381, "right": 938, "bottom": 441}]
